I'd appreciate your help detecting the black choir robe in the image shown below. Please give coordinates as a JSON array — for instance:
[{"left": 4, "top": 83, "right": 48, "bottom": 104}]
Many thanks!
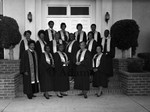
[
  {"left": 65, "top": 40, "right": 80, "bottom": 76},
  {"left": 88, "top": 31, "right": 102, "bottom": 46},
  {"left": 39, "top": 53, "right": 54, "bottom": 92},
  {"left": 74, "top": 50, "right": 92, "bottom": 91},
  {"left": 58, "top": 30, "right": 69, "bottom": 42},
  {"left": 20, "top": 50, "right": 39, "bottom": 95},
  {"left": 19, "top": 39, "right": 33, "bottom": 59},
  {"left": 92, "top": 54, "right": 108, "bottom": 88},
  {"left": 101, "top": 37, "right": 115, "bottom": 77},
  {"left": 49, "top": 39, "right": 66, "bottom": 55},
  {"left": 86, "top": 39, "right": 97, "bottom": 58},
  {"left": 35, "top": 40, "right": 46, "bottom": 62},
  {"left": 74, "top": 31, "right": 87, "bottom": 43},
  {"left": 45, "top": 29, "right": 56, "bottom": 44},
  {"left": 53, "top": 52, "right": 70, "bottom": 91}
]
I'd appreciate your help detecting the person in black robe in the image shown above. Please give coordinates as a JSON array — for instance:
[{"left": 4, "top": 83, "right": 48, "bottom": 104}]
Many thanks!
[
  {"left": 49, "top": 32, "right": 66, "bottom": 56},
  {"left": 86, "top": 32, "right": 97, "bottom": 58},
  {"left": 20, "top": 40, "right": 39, "bottom": 99},
  {"left": 54, "top": 44, "right": 70, "bottom": 98},
  {"left": 39, "top": 44, "right": 54, "bottom": 99},
  {"left": 19, "top": 30, "right": 32, "bottom": 59},
  {"left": 65, "top": 33, "right": 80, "bottom": 81},
  {"left": 88, "top": 24, "right": 102, "bottom": 46},
  {"left": 101, "top": 29, "right": 115, "bottom": 78},
  {"left": 45, "top": 21, "right": 56, "bottom": 44},
  {"left": 74, "top": 41, "right": 92, "bottom": 98},
  {"left": 35, "top": 30, "right": 47, "bottom": 62},
  {"left": 92, "top": 45, "right": 108, "bottom": 97},
  {"left": 58, "top": 22, "right": 69, "bottom": 44},
  {"left": 74, "top": 23, "right": 87, "bottom": 43}
]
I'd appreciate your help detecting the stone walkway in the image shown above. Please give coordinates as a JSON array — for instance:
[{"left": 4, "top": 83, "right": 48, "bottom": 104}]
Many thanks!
[{"left": 0, "top": 93, "right": 150, "bottom": 112}]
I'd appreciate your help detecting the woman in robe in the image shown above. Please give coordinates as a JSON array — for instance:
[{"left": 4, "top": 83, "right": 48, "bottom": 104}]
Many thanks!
[
  {"left": 74, "top": 41, "right": 92, "bottom": 98},
  {"left": 39, "top": 44, "right": 54, "bottom": 99},
  {"left": 54, "top": 44, "right": 70, "bottom": 98},
  {"left": 92, "top": 45, "right": 108, "bottom": 97},
  {"left": 19, "top": 30, "right": 32, "bottom": 59},
  {"left": 74, "top": 23, "right": 87, "bottom": 43},
  {"left": 58, "top": 22, "right": 69, "bottom": 43},
  {"left": 20, "top": 40, "right": 39, "bottom": 99},
  {"left": 35, "top": 30, "right": 47, "bottom": 62}
]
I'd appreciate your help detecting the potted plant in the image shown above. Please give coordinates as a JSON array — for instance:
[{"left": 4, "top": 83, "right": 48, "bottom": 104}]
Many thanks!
[
  {"left": 110, "top": 19, "right": 140, "bottom": 58},
  {"left": 0, "top": 15, "right": 21, "bottom": 59}
]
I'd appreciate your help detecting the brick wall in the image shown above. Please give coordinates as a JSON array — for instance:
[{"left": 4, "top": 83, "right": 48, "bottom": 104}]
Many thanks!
[
  {"left": 114, "top": 58, "right": 150, "bottom": 96},
  {"left": 120, "top": 71, "right": 150, "bottom": 96},
  {"left": 0, "top": 60, "right": 22, "bottom": 99}
]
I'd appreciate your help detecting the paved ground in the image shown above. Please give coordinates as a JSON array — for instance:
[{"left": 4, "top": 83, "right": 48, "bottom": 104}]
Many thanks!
[{"left": 0, "top": 92, "right": 150, "bottom": 112}]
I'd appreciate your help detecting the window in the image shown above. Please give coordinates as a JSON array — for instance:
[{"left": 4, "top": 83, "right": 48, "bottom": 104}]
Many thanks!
[
  {"left": 71, "top": 7, "right": 89, "bottom": 15},
  {"left": 48, "top": 7, "right": 67, "bottom": 15}
]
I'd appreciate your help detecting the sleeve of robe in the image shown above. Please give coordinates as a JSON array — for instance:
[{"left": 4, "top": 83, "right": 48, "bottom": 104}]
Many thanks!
[
  {"left": 44, "top": 30, "right": 50, "bottom": 44},
  {"left": 83, "top": 32, "right": 87, "bottom": 42},
  {"left": 19, "top": 40, "right": 25, "bottom": 59},
  {"left": 54, "top": 53, "right": 64, "bottom": 75},
  {"left": 20, "top": 51, "right": 29, "bottom": 74},
  {"left": 108, "top": 38, "right": 115, "bottom": 58},
  {"left": 80, "top": 50, "right": 92, "bottom": 71},
  {"left": 97, "top": 32, "right": 102, "bottom": 46},
  {"left": 35, "top": 41, "right": 42, "bottom": 61}
]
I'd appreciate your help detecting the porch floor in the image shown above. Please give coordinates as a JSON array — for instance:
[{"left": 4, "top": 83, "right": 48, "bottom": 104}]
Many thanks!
[{"left": 0, "top": 93, "right": 150, "bottom": 112}]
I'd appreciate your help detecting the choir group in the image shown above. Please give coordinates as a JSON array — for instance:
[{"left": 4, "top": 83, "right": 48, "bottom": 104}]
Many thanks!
[{"left": 19, "top": 21, "right": 115, "bottom": 99}]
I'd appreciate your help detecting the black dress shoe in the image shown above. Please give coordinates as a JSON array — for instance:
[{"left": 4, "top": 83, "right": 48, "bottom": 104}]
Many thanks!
[
  {"left": 57, "top": 94, "right": 63, "bottom": 98},
  {"left": 27, "top": 95, "right": 32, "bottom": 99},
  {"left": 84, "top": 94, "right": 88, "bottom": 99},
  {"left": 60, "top": 93, "right": 68, "bottom": 96},
  {"left": 44, "top": 94, "right": 49, "bottom": 99},
  {"left": 95, "top": 92, "right": 103, "bottom": 97},
  {"left": 48, "top": 95, "right": 52, "bottom": 97},
  {"left": 32, "top": 94, "right": 36, "bottom": 97}
]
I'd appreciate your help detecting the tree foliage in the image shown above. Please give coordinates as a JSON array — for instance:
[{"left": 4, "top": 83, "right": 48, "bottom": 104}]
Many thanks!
[
  {"left": 110, "top": 19, "right": 140, "bottom": 55},
  {"left": 0, "top": 16, "right": 21, "bottom": 49}
]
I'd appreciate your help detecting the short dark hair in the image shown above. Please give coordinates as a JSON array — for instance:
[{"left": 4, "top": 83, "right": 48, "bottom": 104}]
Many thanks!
[
  {"left": 28, "top": 40, "right": 35, "bottom": 46},
  {"left": 76, "top": 23, "right": 83, "bottom": 29},
  {"left": 38, "top": 30, "right": 45, "bottom": 37},
  {"left": 88, "top": 32, "right": 94, "bottom": 38},
  {"left": 48, "top": 21, "right": 54, "bottom": 26},
  {"left": 91, "top": 24, "right": 96, "bottom": 28},
  {"left": 24, "top": 30, "right": 32, "bottom": 36},
  {"left": 97, "top": 45, "right": 103, "bottom": 52},
  {"left": 60, "top": 22, "right": 66, "bottom": 29}
]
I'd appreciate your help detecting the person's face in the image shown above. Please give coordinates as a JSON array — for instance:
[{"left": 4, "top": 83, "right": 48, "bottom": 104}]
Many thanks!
[
  {"left": 61, "top": 25, "right": 66, "bottom": 30},
  {"left": 91, "top": 25, "right": 96, "bottom": 31},
  {"left": 70, "top": 34, "right": 75, "bottom": 41},
  {"left": 29, "top": 43, "right": 35, "bottom": 50},
  {"left": 77, "top": 25, "right": 82, "bottom": 31},
  {"left": 49, "top": 22, "right": 54, "bottom": 29},
  {"left": 39, "top": 33, "right": 44, "bottom": 40},
  {"left": 25, "top": 32, "right": 31, "bottom": 40},
  {"left": 45, "top": 46, "right": 50, "bottom": 53},
  {"left": 59, "top": 45, "right": 64, "bottom": 52},
  {"left": 96, "top": 46, "right": 102, "bottom": 54},
  {"left": 80, "top": 42, "right": 86, "bottom": 50},
  {"left": 104, "top": 30, "right": 109, "bottom": 37},
  {"left": 55, "top": 33, "right": 60, "bottom": 40},
  {"left": 88, "top": 33, "right": 93, "bottom": 40}
]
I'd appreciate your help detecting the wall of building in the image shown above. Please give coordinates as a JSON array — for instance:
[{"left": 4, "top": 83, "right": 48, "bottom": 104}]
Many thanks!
[
  {"left": 132, "top": 0, "right": 150, "bottom": 54},
  {"left": 3, "top": 0, "right": 25, "bottom": 59},
  {"left": 0, "top": 0, "right": 2, "bottom": 15}
]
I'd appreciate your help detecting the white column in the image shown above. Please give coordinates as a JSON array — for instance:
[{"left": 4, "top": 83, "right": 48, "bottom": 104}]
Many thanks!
[
  {"left": 35, "top": 0, "right": 42, "bottom": 41},
  {"left": 95, "top": 0, "right": 102, "bottom": 33},
  {"left": 25, "top": 0, "right": 36, "bottom": 40},
  {"left": 101, "top": 0, "right": 112, "bottom": 37}
]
